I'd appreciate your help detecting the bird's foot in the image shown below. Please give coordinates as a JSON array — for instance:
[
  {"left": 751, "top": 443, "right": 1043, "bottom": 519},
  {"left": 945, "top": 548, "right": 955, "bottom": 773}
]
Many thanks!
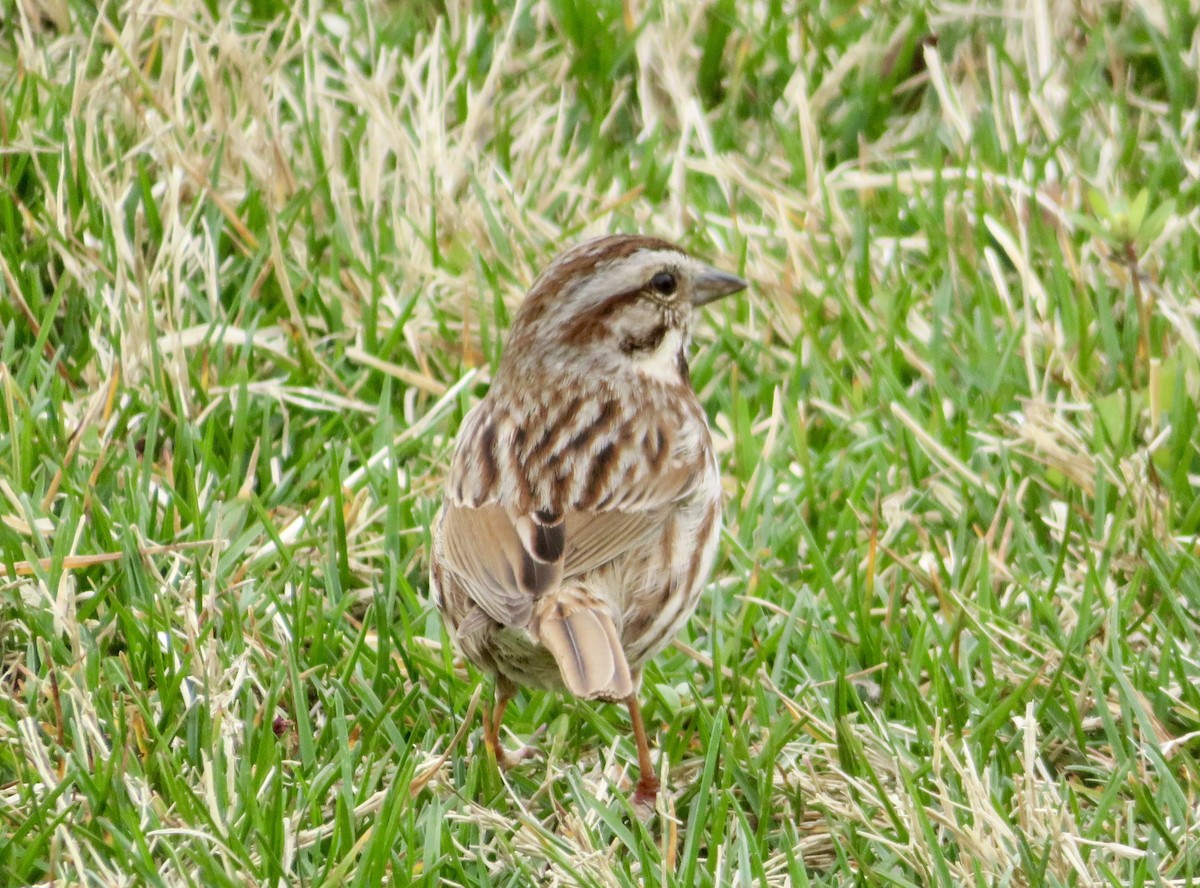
[
  {"left": 485, "top": 724, "right": 547, "bottom": 771},
  {"left": 631, "top": 773, "right": 661, "bottom": 819}
]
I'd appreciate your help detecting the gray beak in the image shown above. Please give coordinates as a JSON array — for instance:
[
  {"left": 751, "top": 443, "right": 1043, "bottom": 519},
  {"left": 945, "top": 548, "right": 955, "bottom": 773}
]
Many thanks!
[{"left": 692, "top": 265, "right": 748, "bottom": 306}]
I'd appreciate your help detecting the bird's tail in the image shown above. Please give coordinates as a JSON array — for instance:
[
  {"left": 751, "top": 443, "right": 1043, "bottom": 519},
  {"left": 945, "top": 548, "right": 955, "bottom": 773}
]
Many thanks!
[{"left": 534, "top": 590, "right": 633, "bottom": 702}]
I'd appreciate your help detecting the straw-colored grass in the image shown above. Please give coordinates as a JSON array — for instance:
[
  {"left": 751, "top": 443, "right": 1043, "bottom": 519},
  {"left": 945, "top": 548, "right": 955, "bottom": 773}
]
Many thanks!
[{"left": 2, "top": 0, "right": 1198, "bottom": 884}]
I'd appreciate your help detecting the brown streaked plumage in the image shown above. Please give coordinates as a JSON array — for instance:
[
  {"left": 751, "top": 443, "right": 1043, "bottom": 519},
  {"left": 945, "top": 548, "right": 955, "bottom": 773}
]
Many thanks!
[{"left": 430, "top": 234, "right": 746, "bottom": 804}]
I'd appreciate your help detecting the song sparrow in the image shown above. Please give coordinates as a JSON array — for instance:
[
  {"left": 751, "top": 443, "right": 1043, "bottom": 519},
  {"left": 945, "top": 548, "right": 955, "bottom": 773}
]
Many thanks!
[{"left": 430, "top": 234, "right": 746, "bottom": 803}]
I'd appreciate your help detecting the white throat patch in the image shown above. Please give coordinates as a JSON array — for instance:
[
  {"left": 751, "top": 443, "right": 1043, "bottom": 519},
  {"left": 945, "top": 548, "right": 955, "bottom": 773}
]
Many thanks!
[{"left": 633, "top": 328, "right": 685, "bottom": 382}]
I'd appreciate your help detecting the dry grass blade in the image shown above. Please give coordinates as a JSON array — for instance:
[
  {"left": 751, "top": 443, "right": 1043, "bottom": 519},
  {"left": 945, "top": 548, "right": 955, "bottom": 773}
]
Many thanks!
[{"left": 1, "top": 0, "right": 1198, "bottom": 885}]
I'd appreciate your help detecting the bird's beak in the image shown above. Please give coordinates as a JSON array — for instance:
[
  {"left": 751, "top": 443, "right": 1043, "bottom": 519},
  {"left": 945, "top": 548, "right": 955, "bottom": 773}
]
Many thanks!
[{"left": 692, "top": 265, "right": 748, "bottom": 306}]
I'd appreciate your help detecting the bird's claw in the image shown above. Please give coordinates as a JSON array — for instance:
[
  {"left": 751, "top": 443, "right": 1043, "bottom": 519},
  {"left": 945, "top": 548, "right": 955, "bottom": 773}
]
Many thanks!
[{"left": 486, "top": 724, "right": 547, "bottom": 771}]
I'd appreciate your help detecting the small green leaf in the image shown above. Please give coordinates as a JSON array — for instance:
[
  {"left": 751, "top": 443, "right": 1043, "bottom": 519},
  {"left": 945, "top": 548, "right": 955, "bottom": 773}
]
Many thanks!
[
  {"left": 1087, "top": 187, "right": 1111, "bottom": 220},
  {"left": 1128, "top": 188, "right": 1150, "bottom": 232},
  {"left": 1137, "top": 197, "right": 1177, "bottom": 251}
]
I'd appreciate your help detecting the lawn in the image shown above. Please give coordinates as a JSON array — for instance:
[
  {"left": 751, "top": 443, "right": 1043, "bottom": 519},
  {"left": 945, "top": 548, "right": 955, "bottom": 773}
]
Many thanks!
[{"left": 1, "top": 0, "right": 1199, "bottom": 885}]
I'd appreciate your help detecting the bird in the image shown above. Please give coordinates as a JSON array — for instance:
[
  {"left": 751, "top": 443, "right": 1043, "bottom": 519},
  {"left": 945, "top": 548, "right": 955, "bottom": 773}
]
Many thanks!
[{"left": 430, "top": 233, "right": 746, "bottom": 804}]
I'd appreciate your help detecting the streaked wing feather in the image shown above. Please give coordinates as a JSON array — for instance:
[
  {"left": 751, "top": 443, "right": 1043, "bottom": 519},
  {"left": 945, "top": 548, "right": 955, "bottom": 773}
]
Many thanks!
[
  {"left": 441, "top": 394, "right": 705, "bottom": 628},
  {"left": 439, "top": 503, "right": 562, "bottom": 627},
  {"left": 563, "top": 509, "right": 665, "bottom": 578},
  {"left": 563, "top": 463, "right": 700, "bottom": 577}
]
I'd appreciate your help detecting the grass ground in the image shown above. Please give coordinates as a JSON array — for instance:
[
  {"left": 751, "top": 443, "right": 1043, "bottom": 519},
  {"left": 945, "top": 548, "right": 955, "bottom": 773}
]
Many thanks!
[{"left": 1, "top": 0, "right": 1199, "bottom": 884}]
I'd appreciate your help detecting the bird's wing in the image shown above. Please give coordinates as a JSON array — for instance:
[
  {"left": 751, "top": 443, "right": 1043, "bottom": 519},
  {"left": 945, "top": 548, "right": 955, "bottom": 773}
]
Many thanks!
[
  {"left": 561, "top": 461, "right": 701, "bottom": 579},
  {"left": 438, "top": 502, "right": 561, "bottom": 627},
  {"left": 437, "top": 397, "right": 706, "bottom": 627},
  {"left": 438, "top": 402, "right": 565, "bottom": 628}
]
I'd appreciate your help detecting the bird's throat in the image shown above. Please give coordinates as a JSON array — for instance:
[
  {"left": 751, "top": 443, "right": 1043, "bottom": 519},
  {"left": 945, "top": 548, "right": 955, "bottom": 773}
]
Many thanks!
[{"left": 631, "top": 327, "right": 687, "bottom": 383}]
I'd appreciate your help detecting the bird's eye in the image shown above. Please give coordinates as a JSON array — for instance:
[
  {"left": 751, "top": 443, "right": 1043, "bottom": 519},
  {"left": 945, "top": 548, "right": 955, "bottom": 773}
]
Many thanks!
[{"left": 649, "top": 271, "right": 677, "bottom": 296}]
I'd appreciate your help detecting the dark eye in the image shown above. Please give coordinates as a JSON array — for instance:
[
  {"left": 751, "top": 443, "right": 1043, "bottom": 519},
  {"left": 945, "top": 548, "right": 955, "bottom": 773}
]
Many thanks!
[{"left": 649, "top": 271, "right": 677, "bottom": 295}]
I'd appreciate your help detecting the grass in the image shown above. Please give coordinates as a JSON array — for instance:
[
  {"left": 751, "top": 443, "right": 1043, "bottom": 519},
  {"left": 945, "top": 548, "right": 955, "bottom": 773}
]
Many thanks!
[{"left": 1, "top": 0, "right": 1199, "bottom": 884}]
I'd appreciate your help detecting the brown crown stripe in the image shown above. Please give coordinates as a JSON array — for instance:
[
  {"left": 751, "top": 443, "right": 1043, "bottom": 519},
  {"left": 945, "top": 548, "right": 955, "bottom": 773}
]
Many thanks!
[
  {"left": 518, "top": 236, "right": 686, "bottom": 326},
  {"left": 538, "top": 236, "right": 684, "bottom": 295}
]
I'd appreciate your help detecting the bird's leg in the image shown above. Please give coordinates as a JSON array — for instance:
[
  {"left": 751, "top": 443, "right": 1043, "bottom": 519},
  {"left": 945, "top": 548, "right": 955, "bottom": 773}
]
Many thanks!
[
  {"left": 480, "top": 681, "right": 507, "bottom": 764},
  {"left": 482, "top": 677, "right": 542, "bottom": 770},
  {"left": 626, "top": 694, "right": 660, "bottom": 805}
]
